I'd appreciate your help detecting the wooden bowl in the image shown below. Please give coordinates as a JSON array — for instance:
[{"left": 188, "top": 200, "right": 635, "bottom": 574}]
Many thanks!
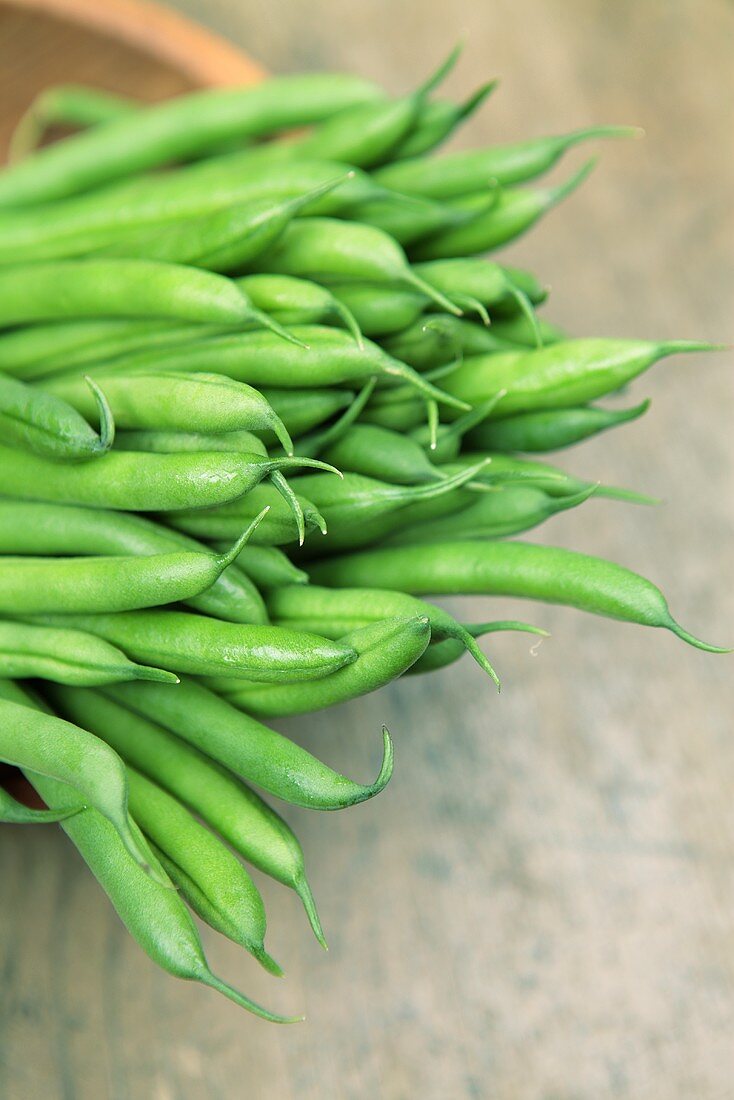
[
  {"left": 0, "top": 0, "right": 262, "bottom": 806},
  {"left": 0, "top": 0, "right": 265, "bottom": 161}
]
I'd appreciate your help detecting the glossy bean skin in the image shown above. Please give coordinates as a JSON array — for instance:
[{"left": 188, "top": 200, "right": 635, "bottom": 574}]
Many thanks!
[
  {"left": 259, "top": 387, "right": 353, "bottom": 441},
  {"left": 345, "top": 194, "right": 480, "bottom": 249},
  {"left": 381, "top": 315, "right": 516, "bottom": 371},
  {"left": 375, "top": 125, "right": 636, "bottom": 197},
  {"left": 28, "top": 608, "right": 356, "bottom": 682},
  {"left": 489, "top": 314, "right": 566, "bottom": 348},
  {"left": 466, "top": 401, "right": 650, "bottom": 453},
  {"left": 268, "top": 585, "right": 499, "bottom": 683},
  {"left": 209, "top": 615, "right": 431, "bottom": 717},
  {"left": 308, "top": 540, "right": 727, "bottom": 652},
  {"left": 413, "top": 258, "right": 547, "bottom": 310},
  {"left": 39, "top": 371, "right": 293, "bottom": 450},
  {"left": 0, "top": 695, "right": 156, "bottom": 876},
  {"left": 0, "top": 500, "right": 267, "bottom": 624},
  {"left": 0, "top": 532, "right": 253, "bottom": 614},
  {"left": 0, "top": 373, "right": 113, "bottom": 460},
  {"left": 439, "top": 340, "right": 711, "bottom": 419},
  {"left": 107, "top": 678, "right": 393, "bottom": 811},
  {"left": 0, "top": 73, "right": 382, "bottom": 208},
  {"left": 25, "top": 761, "right": 298, "bottom": 1021},
  {"left": 237, "top": 274, "right": 363, "bottom": 344},
  {"left": 0, "top": 445, "right": 313, "bottom": 512},
  {"left": 320, "top": 423, "right": 445, "bottom": 484},
  {"left": 126, "top": 767, "right": 282, "bottom": 974},
  {"left": 0, "top": 260, "right": 258, "bottom": 328},
  {"left": 381, "top": 484, "right": 595, "bottom": 544},
  {"left": 49, "top": 684, "right": 327, "bottom": 948},
  {"left": 0, "top": 781, "right": 79, "bottom": 825},
  {"left": 0, "top": 620, "right": 178, "bottom": 686}
]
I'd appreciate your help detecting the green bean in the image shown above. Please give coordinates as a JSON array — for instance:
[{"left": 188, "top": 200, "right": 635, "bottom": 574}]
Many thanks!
[
  {"left": 382, "top": 484, "right": 596, "bottom": 543},
  {"left": 90, "top": 179, "right": 346, "bottom": 275},
  {"left": 466, "top": 401, "right": 651, "bottom": 453},
  {"left": 439, "top": 339, "right": 713, "bottom": 418},
  {"left": 0, "top": 521, "right": 258, "bottom": 614},
  {"left": 164, "top": 482, "right": 326, "bottom": 544},
  {"left": 320, "top": 423, "right": 446, "bottom": 484},
  {"left": 0, "top": 319, "right": 227, "bottom": 381},
  {"left": 414, "top": 258, "right": 544, "bottom": 342},
  {"left": 308, "top": 540, "right": 727, "bottom": 652},
  {"left": 0, "top": 694, "right": 161, "bottom": 877},
  {"left": 216, "top": 543, "right": 309, "bottom": 589},
  {"left": 126, "top": 767, "right": 282, "bottom": 974},
  {"left": 106, "top": 678, "right": 393, "bottom": 811},
  {"left": 346, "top": 193, "right": 487, "bottom": 249},
  {"left": 9, "top": 85, "right": 138, "bottom": 163},
  {"left": 260, "top": 387, "right": 353, "bottom": 440},
  {"left": 410, "top": 396, "right": 505, "bottom": 462},
  {"left": 0, "top": 373, "right": 113, "bottom": 459},
  {"left": 375, "top": 125, "right": 639, "bottom": 197},
  {"left": 0, "top": 444, "right": 329, "bottom": 512},
  {"left": 208, "top": 614, "right": 430, "bottom": 717},
  {"left": 70, "top": 327, "right": 469, "bottom": 412},
  {"left": 326, "top": 282, "right": 426, "bottom": 336},
  {"left": 25, "top": 763, "right": 299, "bottom": 1020},
  {"left": 48, "top": 684, "right": 327, "bottom": 948},
  {"left": 0, "top": 73, "right": 382, "bottom": 208},
  {"left": 268, "top": 585, "right": 500, "bottom": 684},
  {"left": 381, "top": 315, "right": 516, "bottom": 371},
  {"left": 0, "top": 620, "right": 178, "bottom": 685},
  {"left": 0, "top": 780, "right": 80, "bottom": 825},
  {"left": 237, "top": 274, "right": 363, "bottom": 346},
  {"left": 29, "top": 608, "right": 356, "bottom": 682},
  {"left": 440, "top": 454, "right": 656, "bottom": 505},
  {"left": 405, "top": 621, "right": 547, "bottom": 675},
  {"left": 489, "top": 314, "right": 567, "bottom": 348},
  {"left": 290, "top": 462, "right": 488, "bottom": 553},
  {"left": 38, "top": 370, "right": 294, "bottom": 450},
  {"left": 411, "top": 160, "right": 595, "bottom": 258},
  {"left": 0, "top": 260, "right": 266, "bottom": 329},
  {"left": 288, "top": 380, "right": 376, "bottom": 458},
  {"left": 0, "top": 499, "right": 268, "bottom": 625},
  {"left": 390, "top": 81, "right": 498, "bottom": 160},
  {"left": 250, "top": 218, "right": 464, "bottom": 313}
]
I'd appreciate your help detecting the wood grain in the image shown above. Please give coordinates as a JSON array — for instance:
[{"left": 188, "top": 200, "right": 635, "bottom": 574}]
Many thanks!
[{"left": 1, "top": 2, "right": 733, "bottom": 1098}]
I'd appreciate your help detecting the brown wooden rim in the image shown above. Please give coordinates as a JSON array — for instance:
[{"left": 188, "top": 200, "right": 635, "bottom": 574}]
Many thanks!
[{"left": 1, "top": 0, "right": 266, "bottom": 87}]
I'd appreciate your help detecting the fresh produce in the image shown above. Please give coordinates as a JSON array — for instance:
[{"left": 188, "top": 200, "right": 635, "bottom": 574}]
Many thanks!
[{"left": 0, "top": 53, "right": 726, "bottom": 1023}]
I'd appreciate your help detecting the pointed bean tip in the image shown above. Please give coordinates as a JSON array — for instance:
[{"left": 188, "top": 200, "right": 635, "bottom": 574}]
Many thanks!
[{"left": 669, "top": 621, "right": 731, "bottom": 655}]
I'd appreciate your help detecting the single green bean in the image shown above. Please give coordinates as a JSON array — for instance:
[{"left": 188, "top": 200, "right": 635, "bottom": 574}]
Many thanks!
[
  {"left": 326, "top": 282, "right": 426, "bottom": 336},
  {"left": 0, "top": 525, "right": 257, "bottom": 614},
  {"left": 0, "top": 259, "right": 264, "bottom": 328},
  {"left": 28, "top": 608, "right": 356, "bottom": 682},
  {"left": 164, "top": 482, "right": 326, "bottom": 544},
  {"left": 405, "top": 621, "right": 547, "bottom": 675},
  {"left": 215, "top": 543, "right": 309, "bottom": 588},
  {"left": 106, "top": 678, "right": 393, "bottom": 811},
  {"left": 320, "top": 423, "right": 446, "bottom": 484},
  {"left": 308, "top": 540, "right": 727, "bottom": 652},
  {"left": 8, "top": 85, "right": 139, "bottom": 163},
  {"left": 0, "top": 620, "right": 178, "bottom": 685},
  {"left": 466, "top": 401, "right": 650, "bottom": 452},
  {"left": 237, "top": 274, "right": 363, "bottom": 346},
  {"left": 375, "top": 125, "right": 638, "bottom": 196},
  {"left": 389, "top": 81, "right": 498, "bottom": 160}
]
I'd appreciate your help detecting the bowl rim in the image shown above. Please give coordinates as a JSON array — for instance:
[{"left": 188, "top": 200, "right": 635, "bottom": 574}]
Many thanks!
[{"left": 1, "top": 0, "right": 266, "bottom": 87}]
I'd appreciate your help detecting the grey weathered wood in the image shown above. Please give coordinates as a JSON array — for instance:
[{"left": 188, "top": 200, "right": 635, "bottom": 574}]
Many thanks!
[{"left": 1, "top": 1, "right": 733, "bottom": 1097}]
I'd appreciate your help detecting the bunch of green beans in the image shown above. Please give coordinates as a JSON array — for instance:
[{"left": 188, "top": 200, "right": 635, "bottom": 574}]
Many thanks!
[{"left": 0, "top": 54, "right": 726, "bottom": 1022}]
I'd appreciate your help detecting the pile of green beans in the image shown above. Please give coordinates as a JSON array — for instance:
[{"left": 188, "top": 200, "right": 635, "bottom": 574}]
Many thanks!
[{"left": 0, "top": 55, "right": 726, "bottom": 1022}]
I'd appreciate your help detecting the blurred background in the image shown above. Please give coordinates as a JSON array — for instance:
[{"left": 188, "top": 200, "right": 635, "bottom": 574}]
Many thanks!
[{"left": 0, "top": 1, "right": 732, "bottom": 1097}]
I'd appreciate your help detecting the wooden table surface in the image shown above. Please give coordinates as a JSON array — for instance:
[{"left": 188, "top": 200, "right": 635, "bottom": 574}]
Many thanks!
[{"left": 1, "top": 1, "right": 733, "bottom": 1097}]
